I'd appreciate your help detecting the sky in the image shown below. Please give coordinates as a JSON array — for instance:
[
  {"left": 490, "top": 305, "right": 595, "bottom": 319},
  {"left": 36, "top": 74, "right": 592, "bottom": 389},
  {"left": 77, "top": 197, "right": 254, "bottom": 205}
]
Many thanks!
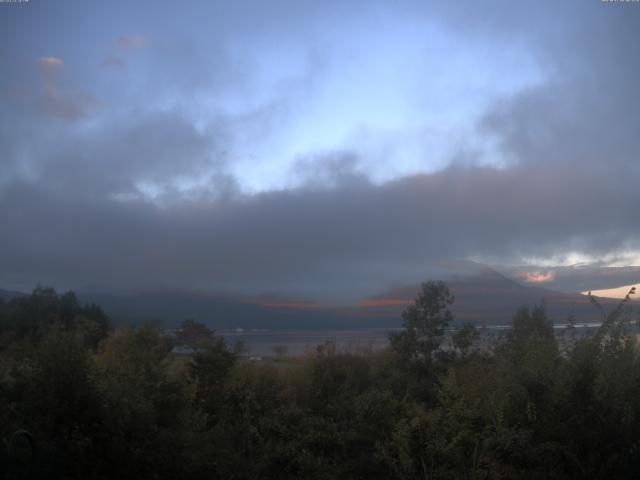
[{"left": 1, "top": 0, "right": 639, "bottom": 301}]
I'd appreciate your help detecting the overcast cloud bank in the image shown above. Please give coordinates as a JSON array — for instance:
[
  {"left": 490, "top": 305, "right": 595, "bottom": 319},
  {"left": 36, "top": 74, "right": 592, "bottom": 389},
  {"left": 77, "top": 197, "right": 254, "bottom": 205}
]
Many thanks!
[{"left": 1, "top": 0, "right": 639, "bottom": 299}]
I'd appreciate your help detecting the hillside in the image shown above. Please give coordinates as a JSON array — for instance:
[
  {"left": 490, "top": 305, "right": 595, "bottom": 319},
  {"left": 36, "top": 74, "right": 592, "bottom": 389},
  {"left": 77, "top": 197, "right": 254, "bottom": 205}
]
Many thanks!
[
  {"left": 78, "top": 261, "right": 623, "bottom": 329},
  {"left": 0, "top": 289, "right": 27, "bottom": 302}
]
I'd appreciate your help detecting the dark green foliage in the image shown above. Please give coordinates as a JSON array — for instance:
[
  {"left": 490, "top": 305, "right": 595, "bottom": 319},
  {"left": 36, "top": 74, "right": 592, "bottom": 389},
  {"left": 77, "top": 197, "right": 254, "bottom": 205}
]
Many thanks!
[
  {"left": 190, "top": 333, "right": 236, "bottom": 421},
  {"left": 0, "top": 286, "right": 110, "bottom": 350},
  {"left": 174, "top": 318, "right": 215, "bottom": 349},
  {"left": 452, "top": 322, "right": 479, "bottom": 356},
  {"left": 389, "top": 280, "right": 454, "bottom": 364},
  {"left": 2, "top": 283, "right": 640, "bottom": 479},
  {"left": 388, "top": 280, "right": 455, "bottom": 402}
]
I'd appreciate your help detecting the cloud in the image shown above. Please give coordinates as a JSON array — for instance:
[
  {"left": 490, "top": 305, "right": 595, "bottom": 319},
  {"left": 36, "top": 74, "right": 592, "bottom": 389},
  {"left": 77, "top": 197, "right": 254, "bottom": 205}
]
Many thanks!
[
  {"left": 35, "top": 56, "right": 97, "bottom": 120},
  {"left": 103, "top": 55, "right": 126, "bottom": 68},
  {"left": 36, "top": 56, "right": 63, "bottom": 88},
  {"left": 292, "top": 152, "right": 368, "bottom": 189},
  {"left": 1, "top": 0, "right": 639, "bottom": 300},
  {"left": 1, "top": 160, "right": 638, "bottom": 299},
  {"left": 41, "top": 91, "right": 98, "bottom": 120},
  {"left": 499, "top": 264, "right": 640, "bottom": 293},
  {"left": 478, "top": 4, "right": 640, "bottom": 174},
  {"left": 37, "top": 110, "right": 231, "bottom": 199},
  {"left": 37, "top": 56, "right": 64, "bottom": 68},
  {"left": 515, "top": 271, "right": 556, "bottom": 284},
  {"left": 117, "top": 34, "right": 147, "bottom": 50}
]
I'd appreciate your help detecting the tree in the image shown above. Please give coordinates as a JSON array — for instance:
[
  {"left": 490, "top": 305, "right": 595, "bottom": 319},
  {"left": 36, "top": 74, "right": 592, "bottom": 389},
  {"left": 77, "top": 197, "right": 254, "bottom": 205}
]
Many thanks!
[
  {"left": 0, "top": 287, "right": 110, "bottom": 349},
  {"left": 452, "top": 322, "right": 479, "bottom": 357},
  {"left": 189, "top": 336, "right": 236, "bottom": 421},
  {"left": 389, "top": 280, "right": 454, "bottom": 364},
  {"left": 174, "top": 319, "right": 214, "bottom": 350},
  {"left": 272, "top": 344, "right": 288, "bottom": 360},
  {"left": 92, "top": 323, "right": 186, "bottom": 478},
  {"left": 8, "top": 327, "right": 101, "bottom": 477},
  {"left": 233, "top": 339, "right": 248, "bottom": 356}
]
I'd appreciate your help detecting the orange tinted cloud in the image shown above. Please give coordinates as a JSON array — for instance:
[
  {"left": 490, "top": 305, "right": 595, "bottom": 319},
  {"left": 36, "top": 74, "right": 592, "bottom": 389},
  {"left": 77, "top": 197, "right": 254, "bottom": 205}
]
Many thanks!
[
  {"left": 37, "top": 56, "right": 64, "bottom": 68},
  {"left": 35, "top": 56, "right": 97, "bottom": 120},
  {"left": 359, "top": 298, "right": 409, "bottom": 308},
  {"left": 516, "top": 270, "right": 556, "bottom": 284}
]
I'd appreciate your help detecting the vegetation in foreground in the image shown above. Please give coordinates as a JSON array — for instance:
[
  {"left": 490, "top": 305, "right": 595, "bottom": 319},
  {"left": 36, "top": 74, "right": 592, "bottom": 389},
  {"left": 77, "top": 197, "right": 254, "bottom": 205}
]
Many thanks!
[{"left": 1, "top": 282, "right": 639, "bottom": 479}]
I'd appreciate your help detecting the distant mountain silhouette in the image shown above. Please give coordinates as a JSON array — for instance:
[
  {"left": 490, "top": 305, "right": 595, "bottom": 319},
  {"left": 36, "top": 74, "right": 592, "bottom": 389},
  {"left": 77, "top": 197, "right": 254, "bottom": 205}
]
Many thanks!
[
  {"left": 75, "top": 261, "right": 623, "bottom": 329},
  {"left": 76, "top": 290, "right": 382, "bottom": 330},
  {"left": 0, "top": 289, "right": 27, "bottom": 302},
  {"left": 3, "top": 261, "right": 627, "bottom": 329},
  {"left": 361, "top": 260, "right": 620, "bottom": 324}
]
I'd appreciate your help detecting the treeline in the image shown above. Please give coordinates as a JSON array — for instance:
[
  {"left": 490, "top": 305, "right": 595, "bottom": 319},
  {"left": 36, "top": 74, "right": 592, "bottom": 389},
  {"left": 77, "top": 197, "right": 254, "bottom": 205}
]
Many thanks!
[{"left": 1, "top": 282, "right": 640, "bottom": 479}]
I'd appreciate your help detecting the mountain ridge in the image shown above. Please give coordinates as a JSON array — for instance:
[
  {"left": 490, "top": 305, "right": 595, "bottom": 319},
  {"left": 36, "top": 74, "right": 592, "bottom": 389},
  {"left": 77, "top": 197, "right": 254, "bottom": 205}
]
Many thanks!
[{"left": 1, "top": 260, "right": 628, "bottom": 329}]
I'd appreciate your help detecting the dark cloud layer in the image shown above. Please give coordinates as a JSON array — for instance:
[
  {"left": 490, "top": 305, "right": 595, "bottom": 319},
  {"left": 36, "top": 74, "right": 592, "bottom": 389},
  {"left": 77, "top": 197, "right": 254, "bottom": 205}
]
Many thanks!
[
  {"left": 1, "top": 1, "right": 639, "bottom": 299},
  {"left": 1, "top": 163, "right": 638, "bottom": 300}
]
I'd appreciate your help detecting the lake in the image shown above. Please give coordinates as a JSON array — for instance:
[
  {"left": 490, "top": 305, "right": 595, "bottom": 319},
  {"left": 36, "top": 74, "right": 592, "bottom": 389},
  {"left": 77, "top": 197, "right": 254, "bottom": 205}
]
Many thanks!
[{"left": 218, "top": 322, "right": 608, "bottom": 357}]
